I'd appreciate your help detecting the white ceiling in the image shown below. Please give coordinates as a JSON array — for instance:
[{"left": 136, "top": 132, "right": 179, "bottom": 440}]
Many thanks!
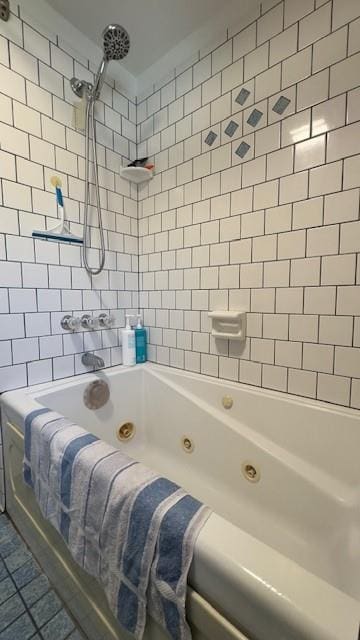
[{"left": 45, "top": 0, "right": 255, "bottom": 78}]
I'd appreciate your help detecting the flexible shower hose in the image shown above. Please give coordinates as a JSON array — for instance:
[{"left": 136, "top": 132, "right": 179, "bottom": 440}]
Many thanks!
[{"left": 83, "top": 96, "right": 106, "bottom": 276}]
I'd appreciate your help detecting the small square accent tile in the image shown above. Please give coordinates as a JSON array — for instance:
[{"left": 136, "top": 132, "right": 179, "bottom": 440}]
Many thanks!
[
  {"left": 20, "top": 574, "right": 50, "bottom": 608},
  {"left": 204, "top": 131, "right": 217, "bottom": 146},
  {"left": 0, "top": 578, "right": 16, "bottom": 606},
  {"left": 41, "top": 609, "right": 75, "bottom": 640},
  {"left": 0, "top": 516, "right": 85, "bottom": 640},
  {"left": 68, "top": 631, "right": 86, "bottom": 640},
  {"left": 235, "top": 141, "right": 251, "bottom": 158},
  {"left": 0, "top": 536, "right": 23, "bottom": 560},
  {"left": 0, "top": 612, "right": 36, "bottom": 640},
  {"left": 0, "top": 593, "right": 25, "bottom": 632},
  {"left": 272, "top": 96, "right": 291, "bottom": 115},
  {"left": 224, "top": 120, "right": 239, "bottom": 137},
  {"left": 4, "top": 547, "right": 31, "bottom": 574},
  {"left": 235, "top": 88, "right": 250, "bottom": 106},
  {"left": 12, "top": 558, "right": 40, "bottom": 589},
  {"left": 0, "top": 561, "right": 7, "bottom": 582},
  {"left": 0, "top": 520, "right": 22, "bottom": 551},
  {"left": 0, "top": 516, "right": 12, "bottom": 535},
  {"left": 0, "top": 519, "right": 18, "bottom": 556},
  {"left": 30, "top": 590, "right": 62, "bottom": 627},
  {"left": 247, "top": 109, "right": 263, "bottom": 128}
]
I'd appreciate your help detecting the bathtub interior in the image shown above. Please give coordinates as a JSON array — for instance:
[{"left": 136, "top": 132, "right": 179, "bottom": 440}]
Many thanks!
[
  {"left": 34, "top": 367, "right": 145, "bottom": 449},
  {"left": 26, "top": 364, "right": 360, "bottom": 601},
  {"left": 149, "top": 365, "right": 360, "bottom": 485}
]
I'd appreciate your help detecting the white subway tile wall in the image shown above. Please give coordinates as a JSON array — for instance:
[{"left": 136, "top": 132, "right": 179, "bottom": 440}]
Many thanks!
[
  {"left": 137, "top": 0, "right": 360, "bottom": 412},
  {"left": 1, "top": 0, "right": 360, "bottom": 508},
  {"left": 0, "top": 4, "right": 138, "bottom": 505}
]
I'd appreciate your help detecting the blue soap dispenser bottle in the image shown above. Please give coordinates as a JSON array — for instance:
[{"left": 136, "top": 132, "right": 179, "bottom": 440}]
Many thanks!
[{"left": 135, "top": 314, "right": 147, "bottom": 363}]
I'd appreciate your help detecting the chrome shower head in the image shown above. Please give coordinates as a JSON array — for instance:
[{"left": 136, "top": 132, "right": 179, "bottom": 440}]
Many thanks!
[
  {"left": 70, "top": 23, "right": 130, "bottom": 101},
  {"left": 102, "top": 24, "right": 130, "bottom": 61}
]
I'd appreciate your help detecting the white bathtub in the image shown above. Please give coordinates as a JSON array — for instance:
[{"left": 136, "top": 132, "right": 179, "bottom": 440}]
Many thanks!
[{"left": 1, "top": 362, "right": 360, "bottom": 640}]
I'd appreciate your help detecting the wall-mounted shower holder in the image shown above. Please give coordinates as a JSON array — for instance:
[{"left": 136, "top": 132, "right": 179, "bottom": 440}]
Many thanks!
[
  {"left": 0, "top": 0, "right": 10, "bottom": 21},
  {"left": 208, "top": 310, "right": 247, "bottom": 341},
  {"left": 70, "top": 78, "right": 93, "bottom": 99}
]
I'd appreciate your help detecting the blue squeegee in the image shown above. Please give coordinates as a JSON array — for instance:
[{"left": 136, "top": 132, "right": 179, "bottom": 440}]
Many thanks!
[{"left": 32, "top": 176, "right": 83, "bottom": 244}]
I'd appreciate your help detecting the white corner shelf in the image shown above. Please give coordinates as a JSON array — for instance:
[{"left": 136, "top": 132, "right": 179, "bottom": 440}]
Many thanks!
[
  {"left": 120, "top": 166, "right": 153, "bottom": 184},
  {"left": 208, "top": 310, "right": 247, "bottom": 341}
]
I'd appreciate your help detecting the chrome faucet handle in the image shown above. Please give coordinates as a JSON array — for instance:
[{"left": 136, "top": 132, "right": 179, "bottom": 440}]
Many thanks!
[
  {"left": 61, "top": 315, "right": 80, "bottom": 331},
  {"left": 81, "top": 314, "right": 99, "bottom": 330},
  {"left": 98, "top": 313, "right": 114, "bottom": 328}
]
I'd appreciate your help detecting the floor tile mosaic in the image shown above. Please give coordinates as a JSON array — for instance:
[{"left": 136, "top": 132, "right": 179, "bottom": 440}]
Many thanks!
[{"left": 0, "top": 513, "right": 86, "bottom": 640}]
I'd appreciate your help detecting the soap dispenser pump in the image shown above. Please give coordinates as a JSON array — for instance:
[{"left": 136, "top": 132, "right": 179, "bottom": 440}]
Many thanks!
[
  {"left": 135, "top": 314, "right": 147, "bottom": 364},
  {"left": 121, "top": 315, "right": 136, "bottom": 366}
]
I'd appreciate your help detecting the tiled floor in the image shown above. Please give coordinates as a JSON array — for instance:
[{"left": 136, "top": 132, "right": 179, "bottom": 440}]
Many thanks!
[{"left": 0, "top": 513, "right": 86, "bottom": 640}]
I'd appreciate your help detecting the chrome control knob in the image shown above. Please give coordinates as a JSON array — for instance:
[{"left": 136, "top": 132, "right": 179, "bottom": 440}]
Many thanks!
[
  {"left": 81, "top": 314, "right": 99, "bottom": 330},
  {"left": 98, "top": 313, "right": 114, "bottom": 328},
  {"left": 61, "top": 315, "right": 80, "bottom": 331}
]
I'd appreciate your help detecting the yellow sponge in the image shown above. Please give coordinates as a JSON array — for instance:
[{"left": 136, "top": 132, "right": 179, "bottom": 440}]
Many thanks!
[{"left": 50, "top": 176, "right": 62, "bottom": 188}]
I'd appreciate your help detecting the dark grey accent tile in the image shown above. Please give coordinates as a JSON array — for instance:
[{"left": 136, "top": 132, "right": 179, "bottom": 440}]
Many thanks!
[
  {"left": 272, "top": 95, "right": 291, "bottom": 115},
  {"left": 0, "top": 524, "right": 24, "bottom": 560},
  {"left": 12, "top": 559, "right": 40, "bottom": 589},
  {"left": 0, "top": 516, "right": 11, "bottom": 534},
  {"left": 0, "top": 521, "right": 24, "bottom": 556},
  {"left": 4, "top": 547, "right": 31, "bottom": 574},
  {"left": 30, "top": 590, "right": 62, "bottom": 628},
  {"left": 0, "top": 561, "right": 7, "bottom": 582},
  {"left": 0, "top": 516, "right": 84, "bottom": 640},
  {"left": 0, "top": 537, "right": 24, "bottom": 560},
  {"left": 0, "top": 578, "right": 16, "bottom": 606},
  {"left": 224, "top": 120, "right": 239, "bottom": 137},
  {"left": 2, "top": 527, "right": 23, "bottom": 547},
  {"left": 67, "top": 631, "right": 86, "bottom": 640},
  {"left": 235, "top": 141, "right": 251, "bottom": 158},
  {"left": 21, "top": 574, "right": 50, "bottom": 608},
  {"left": 41, "top": 609, "right": 75, "bottom": 640},
  {"left": 204, "top": 131, "right": 217, "bottom": 146},
  {"left": 235, "top": 88, "right": 250, "bottom": 106},
  {"left": 0, "top": 593, "right": 25, "bottom": 632},
  {"left": 0, "top": 612, "right": 36, "bottom": 640},
  {"left": 247, "top": 108, "right": 263, "bottom": 128}
]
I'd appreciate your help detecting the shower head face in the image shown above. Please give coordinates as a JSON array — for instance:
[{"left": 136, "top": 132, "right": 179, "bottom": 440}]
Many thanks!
[{"left": 102, "top": 24, "right": 130, "bottom": 61}]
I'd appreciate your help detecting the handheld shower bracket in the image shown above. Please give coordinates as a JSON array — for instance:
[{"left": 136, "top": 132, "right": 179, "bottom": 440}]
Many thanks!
[{"left": 70, "top": 78, "right": 93, "bottom": 100}]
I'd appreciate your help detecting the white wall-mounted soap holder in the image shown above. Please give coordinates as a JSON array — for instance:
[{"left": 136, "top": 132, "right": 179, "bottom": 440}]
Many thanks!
[
  {"left": 120, "top": 166, "right": 153, "bottom": 184},
  {"left": 208, "top": 310, "right": 246, "bottom": 341}
]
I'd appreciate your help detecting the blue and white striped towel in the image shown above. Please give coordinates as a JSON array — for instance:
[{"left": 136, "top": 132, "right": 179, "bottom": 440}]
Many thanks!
[{"left": 23, "top": 408, "right": 210, "bottom": 640}]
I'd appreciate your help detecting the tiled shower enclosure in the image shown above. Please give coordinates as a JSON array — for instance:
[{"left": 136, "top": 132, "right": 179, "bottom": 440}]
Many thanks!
[
  {"left": 1, "top": 0, "right": 360, "bottom": 507},
  {"left": 137, "top": 0, "right": 360, "bottom": 410}
]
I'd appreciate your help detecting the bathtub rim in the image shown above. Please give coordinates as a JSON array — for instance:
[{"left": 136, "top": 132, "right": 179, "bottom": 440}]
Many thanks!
[
  {"left": 1, "top": 362, "right": 360, "bottom": 640},
  {"left": 2, "top": 360, "right": 360, "bottom": 427}
]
